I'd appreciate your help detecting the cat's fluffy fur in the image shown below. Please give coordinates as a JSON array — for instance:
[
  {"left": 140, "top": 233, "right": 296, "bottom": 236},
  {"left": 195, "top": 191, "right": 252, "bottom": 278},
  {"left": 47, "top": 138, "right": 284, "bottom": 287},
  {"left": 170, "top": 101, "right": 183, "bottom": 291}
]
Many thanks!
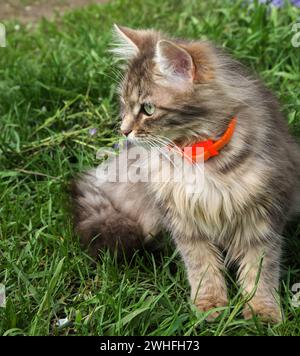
[{"left": 71, "top": 26, "right": 300, "bottom": 322}]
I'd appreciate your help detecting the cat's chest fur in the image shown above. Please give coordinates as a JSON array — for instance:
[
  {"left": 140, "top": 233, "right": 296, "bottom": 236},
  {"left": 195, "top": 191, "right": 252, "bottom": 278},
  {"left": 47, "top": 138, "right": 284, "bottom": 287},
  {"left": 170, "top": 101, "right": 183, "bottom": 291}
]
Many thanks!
[{"left": 149, "top": 157, "right": 266, "bottom": 243}]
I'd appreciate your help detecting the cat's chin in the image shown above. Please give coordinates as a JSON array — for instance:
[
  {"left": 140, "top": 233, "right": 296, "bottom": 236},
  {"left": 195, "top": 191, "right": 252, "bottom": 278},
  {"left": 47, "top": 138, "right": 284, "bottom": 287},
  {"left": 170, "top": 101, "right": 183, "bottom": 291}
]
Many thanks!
[{"left": 126, "top": 134, "right": 149, "bottom": 148}]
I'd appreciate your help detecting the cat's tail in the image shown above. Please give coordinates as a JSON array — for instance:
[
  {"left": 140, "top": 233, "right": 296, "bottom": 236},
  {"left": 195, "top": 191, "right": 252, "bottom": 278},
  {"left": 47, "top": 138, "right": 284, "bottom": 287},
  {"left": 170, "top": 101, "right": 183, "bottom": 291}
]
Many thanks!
[{"left": 69, "top": 173, "right": 150, "bottom": 259}]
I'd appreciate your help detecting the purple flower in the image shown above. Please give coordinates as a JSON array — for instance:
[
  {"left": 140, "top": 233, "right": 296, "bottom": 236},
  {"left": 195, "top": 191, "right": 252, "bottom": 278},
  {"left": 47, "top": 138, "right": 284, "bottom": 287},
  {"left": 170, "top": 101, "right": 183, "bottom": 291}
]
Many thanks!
[
  {"left": 113, "top": 140, "right": 130, "bottom": 151},
  {"left": 250, "top": 0, "right": 300, "bottom": 6},
  {"left": 292, "top": 0, "right": 300, "bottom": 7},
  {"left": 257, "top": 0, "right": 283, "bottom": 7},
  {"left": 89, "top": 128, "right": 98, "bottom": 136},
  {"left": 269, "top": 0, "right": 284, "bottom": 7}
]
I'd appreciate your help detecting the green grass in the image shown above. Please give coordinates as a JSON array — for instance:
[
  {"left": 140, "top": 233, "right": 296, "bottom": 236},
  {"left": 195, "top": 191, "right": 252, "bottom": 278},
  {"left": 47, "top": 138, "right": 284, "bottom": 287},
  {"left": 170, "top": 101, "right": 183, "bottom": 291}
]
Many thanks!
[{"left": 0, "top": 0, "right": 300, "bottom": 336}]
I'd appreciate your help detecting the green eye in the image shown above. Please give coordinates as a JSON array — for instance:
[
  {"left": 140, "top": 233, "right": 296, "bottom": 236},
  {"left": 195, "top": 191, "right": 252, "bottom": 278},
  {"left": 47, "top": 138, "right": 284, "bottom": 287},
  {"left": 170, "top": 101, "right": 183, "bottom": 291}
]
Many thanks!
[{"left": 142, "top": 102, "right": 156, "bottom": 116}]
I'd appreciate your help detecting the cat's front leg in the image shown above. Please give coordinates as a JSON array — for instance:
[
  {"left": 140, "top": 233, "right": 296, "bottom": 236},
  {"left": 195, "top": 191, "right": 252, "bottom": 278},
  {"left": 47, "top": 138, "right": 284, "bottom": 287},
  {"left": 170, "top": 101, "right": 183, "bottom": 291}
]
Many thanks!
[
  {"left": 174, "top": 236, "right": 228, "bottom": 321},
  {"left": 236, "top": 240, "right": 282, "bottom": 323}
]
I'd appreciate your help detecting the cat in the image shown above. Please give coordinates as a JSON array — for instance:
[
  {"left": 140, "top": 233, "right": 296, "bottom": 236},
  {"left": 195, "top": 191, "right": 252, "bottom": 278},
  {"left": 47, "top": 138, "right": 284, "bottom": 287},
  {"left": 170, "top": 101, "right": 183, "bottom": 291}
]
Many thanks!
[{"left": 71, "top": 25, "right": 300, "bottom": 323}]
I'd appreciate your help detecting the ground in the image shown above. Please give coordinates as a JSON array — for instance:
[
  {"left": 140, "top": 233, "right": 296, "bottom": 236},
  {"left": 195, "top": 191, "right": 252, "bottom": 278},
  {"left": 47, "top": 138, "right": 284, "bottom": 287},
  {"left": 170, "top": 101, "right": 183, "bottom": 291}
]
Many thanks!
[
  {"left": 0, "top": 0, "right": 300, "bottom": 336},
  {"left": 0, "top": 0, "right": 107, "bottom": 23}
]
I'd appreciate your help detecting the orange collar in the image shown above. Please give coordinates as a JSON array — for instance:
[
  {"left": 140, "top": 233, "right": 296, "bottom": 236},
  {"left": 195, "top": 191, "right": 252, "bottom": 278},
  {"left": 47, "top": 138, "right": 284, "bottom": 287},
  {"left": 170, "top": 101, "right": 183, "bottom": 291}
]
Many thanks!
[{"left": 179, "top": 116, "right": 237, "bottom": 163}]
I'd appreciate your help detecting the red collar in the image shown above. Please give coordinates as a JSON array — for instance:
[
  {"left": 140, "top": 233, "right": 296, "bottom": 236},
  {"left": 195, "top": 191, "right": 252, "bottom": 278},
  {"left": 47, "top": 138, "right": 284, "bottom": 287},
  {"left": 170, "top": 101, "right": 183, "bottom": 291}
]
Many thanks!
[{"left": 178, "top": 116, "right": 237, "bottom": 163}]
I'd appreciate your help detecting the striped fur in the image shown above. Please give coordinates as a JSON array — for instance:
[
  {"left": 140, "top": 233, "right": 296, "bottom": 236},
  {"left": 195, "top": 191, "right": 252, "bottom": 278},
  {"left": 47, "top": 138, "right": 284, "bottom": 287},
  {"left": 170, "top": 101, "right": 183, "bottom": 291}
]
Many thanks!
[{"left": 71, "top": 27, "right": 300, "bottom": 322}]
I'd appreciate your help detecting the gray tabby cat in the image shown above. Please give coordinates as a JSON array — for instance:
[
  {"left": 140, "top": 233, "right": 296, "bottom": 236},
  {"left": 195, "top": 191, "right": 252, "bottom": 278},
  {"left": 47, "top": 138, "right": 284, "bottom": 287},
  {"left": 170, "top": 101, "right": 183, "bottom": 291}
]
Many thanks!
[{"left": 71, "top": 25, "right": 300, "bottom": 323}]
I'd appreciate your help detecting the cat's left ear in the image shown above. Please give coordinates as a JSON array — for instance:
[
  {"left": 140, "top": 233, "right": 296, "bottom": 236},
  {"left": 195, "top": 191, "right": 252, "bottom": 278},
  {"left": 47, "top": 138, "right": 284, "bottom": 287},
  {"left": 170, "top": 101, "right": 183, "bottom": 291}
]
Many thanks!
[
  {"left": 111, "top": 24, "right": 142, "bottom": 60},
  {"left": 155, "top": 40, "right": 195, "bottom": 86}
]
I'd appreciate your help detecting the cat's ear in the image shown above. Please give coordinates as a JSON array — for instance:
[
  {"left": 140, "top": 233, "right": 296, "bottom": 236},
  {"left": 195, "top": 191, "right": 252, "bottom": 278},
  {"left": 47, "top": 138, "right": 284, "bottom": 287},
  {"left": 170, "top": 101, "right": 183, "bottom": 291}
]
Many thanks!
[
  {"left": 111, "top": 24, "right": 142, "bottom": 60},
  {"left": 155, "top": 40, "right": 194, "bottom": 85}
]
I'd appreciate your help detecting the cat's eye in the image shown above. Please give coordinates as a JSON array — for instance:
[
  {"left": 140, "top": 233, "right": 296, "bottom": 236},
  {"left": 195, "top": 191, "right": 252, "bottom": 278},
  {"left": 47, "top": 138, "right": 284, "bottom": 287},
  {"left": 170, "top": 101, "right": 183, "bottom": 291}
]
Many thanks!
[{"left": 142, "top": 102, "right": 156, "bottom": 116}]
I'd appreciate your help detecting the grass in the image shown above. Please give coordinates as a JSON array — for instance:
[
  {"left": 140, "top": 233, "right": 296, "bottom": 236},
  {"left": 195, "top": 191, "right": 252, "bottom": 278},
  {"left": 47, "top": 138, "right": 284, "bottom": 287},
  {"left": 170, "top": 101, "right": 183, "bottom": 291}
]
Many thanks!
[{"left": 0, "top": 0, "right": 300, "bottom": 336}]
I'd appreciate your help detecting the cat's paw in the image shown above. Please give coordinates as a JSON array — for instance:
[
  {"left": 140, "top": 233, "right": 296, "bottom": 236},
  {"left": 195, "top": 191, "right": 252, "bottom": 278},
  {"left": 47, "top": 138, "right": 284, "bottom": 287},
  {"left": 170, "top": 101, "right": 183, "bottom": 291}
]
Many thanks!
[
  {"left": 195, "top": 296, "right": 228, "bottom": 322},
  {"left": 243, "top": 299, "right": 282, "bottom": 323}
]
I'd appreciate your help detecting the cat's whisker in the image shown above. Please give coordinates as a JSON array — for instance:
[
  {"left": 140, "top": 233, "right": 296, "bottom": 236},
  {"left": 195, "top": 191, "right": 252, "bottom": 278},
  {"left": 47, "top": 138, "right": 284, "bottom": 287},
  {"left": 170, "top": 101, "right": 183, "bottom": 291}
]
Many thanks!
[
  {"left": 150, "top": 138, "right": 182, "bottom": 170},
  {"left": 148, "top": 134, "right": 183, "bottom": 156},
  {"left": 145, "top": 137, "right": 177, "bottom": 169},
  {"left": 150, "top": 134, "right": 207, "bottom": 174}
]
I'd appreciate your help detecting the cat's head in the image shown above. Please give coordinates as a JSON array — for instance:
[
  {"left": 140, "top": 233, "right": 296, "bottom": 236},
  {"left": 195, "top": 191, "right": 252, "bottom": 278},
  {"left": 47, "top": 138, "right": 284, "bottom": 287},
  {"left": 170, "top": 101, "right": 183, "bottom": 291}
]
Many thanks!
[{"left": 111, "top": 25, "right": 239, "bottom": 147}]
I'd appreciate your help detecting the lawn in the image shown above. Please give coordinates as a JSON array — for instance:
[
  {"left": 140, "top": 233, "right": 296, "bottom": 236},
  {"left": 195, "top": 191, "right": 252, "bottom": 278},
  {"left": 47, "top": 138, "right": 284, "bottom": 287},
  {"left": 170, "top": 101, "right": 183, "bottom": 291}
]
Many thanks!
[{"left": 0, "top": 0, "right": 300, "bottom": 336}]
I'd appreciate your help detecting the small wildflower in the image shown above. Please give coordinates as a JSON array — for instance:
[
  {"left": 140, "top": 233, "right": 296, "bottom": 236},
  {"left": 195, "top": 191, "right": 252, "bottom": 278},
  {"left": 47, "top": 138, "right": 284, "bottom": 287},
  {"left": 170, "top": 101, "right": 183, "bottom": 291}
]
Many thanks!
[
  {"left": 269, "top": 0, "right": 284, "bottom": 7},
  {"left": 249, "top": 0, "right": 299, "bottom": 6},
  {"left": 89, "top": 128, "right": 98, "bottom": 136},
  {"left": 14, "top": 24, "right": 21, "bottom": 31},
  {"left": 292, "top": 0, "right": 300, "bottom": 6}
]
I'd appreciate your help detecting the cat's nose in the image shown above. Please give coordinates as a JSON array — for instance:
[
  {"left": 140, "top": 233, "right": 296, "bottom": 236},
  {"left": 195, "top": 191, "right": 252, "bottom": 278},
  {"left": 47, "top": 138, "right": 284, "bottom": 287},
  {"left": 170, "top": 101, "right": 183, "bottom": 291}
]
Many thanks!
[{"left": 121, "top": 128, "right": 132, "bottom": 137}]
